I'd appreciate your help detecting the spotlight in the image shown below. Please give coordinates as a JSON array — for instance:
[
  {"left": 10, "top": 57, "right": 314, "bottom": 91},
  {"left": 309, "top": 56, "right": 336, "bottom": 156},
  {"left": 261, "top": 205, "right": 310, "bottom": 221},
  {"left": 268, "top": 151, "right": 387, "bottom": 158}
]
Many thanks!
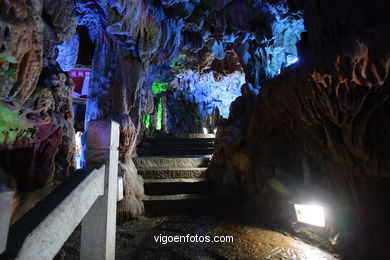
[
  {"left": 291, "top": 57, "right": 299, "bottom": 64},
  {"left": 213, "top": 128, "right": 217, "bottom": 135},
  {"left": 203, "top": 127, "right": 208, "bottom": 134},
  {"left": 294, "top": 204, "right": 325, "bottom": 227},
  {"left": 287, "top": 56, "right": 299, "bottom": 65}
]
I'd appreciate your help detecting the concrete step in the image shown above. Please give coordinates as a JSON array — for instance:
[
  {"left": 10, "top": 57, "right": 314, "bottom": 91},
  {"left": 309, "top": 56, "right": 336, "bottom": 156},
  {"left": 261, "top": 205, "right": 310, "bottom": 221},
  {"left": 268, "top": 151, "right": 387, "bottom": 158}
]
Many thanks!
[
  {"left": 143, "top": 194, "right": 215, "bottom": 216},
  {"left": 139, "top": 141, "right": 214, "bottom": 148},
  {"left": 138, "top": 167, "right": 207, "bottom": 179},
  {"left": 133, "top": 156, "right": 211, "bottom": 169},
  {"left": 144, "top": 178, "right": 212, "bottom": 195},
  {"left": 137, "top": 147, "right": 214, "bottom": 156}
]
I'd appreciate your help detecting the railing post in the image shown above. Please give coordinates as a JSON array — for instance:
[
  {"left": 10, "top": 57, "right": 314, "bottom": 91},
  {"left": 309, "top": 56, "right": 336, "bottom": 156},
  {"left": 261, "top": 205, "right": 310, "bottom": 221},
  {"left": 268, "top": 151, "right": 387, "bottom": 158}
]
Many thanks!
[
  {"left": 0, "top": 184, "right": 13, "bottom": 255},
  {"left": 81, "top": 120, "right": 119, "bottom": 260}
]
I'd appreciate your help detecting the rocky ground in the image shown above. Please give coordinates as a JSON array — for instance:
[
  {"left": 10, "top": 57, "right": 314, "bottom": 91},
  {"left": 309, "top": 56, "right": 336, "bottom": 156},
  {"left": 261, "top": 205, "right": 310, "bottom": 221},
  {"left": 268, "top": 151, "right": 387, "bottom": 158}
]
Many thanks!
[{"left": 57, "top": 214, "right": 338, "bottom": 260}]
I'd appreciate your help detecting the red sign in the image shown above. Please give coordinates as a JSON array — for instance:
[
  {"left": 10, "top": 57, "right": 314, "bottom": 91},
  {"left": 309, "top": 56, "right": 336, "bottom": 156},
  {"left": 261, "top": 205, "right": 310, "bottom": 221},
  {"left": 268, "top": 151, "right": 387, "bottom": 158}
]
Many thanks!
[{"left": 70, "top": 69, "right": 91, "bottom": 97}]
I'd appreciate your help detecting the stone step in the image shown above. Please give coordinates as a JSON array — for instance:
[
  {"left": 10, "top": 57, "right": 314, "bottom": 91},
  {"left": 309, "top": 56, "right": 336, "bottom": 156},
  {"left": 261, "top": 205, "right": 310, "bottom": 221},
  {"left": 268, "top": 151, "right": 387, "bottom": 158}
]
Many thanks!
[
  {"left": 144, "top": 133, "right": 215, "bottom": 139},
  {"left": 142, "top": 137, "right": 215, "bottom": 143},
  {"left": 139, "top": 141, "right": 214, "bottom": 148},
  {"left": 133, "top": 156, "right": 211, "bottom": 169},
  {"left": 143, "top": 194, "right": 215, "bottom": 216},
  {"left": 137, "top": 147, "right": 214, "bottom": 156},
  {"left": 135, "top": 134, "right": 215, "bottom": 216},
  {"left": 144, "top": 178, "right": 212, "bottom": 195},
  {"left": 138, "top": 167, "right": 207, "bottom": 179}
]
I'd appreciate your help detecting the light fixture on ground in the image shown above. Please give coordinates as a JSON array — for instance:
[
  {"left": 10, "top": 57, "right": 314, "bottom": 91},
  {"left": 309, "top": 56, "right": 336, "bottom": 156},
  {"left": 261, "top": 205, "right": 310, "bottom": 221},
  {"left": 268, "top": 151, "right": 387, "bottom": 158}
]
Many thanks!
[
  {"left": 203, "top": 127, "right": 208, "bottom": 134},
  {"left": 294, "top": 203, "right": 326, "bottom": 227}
]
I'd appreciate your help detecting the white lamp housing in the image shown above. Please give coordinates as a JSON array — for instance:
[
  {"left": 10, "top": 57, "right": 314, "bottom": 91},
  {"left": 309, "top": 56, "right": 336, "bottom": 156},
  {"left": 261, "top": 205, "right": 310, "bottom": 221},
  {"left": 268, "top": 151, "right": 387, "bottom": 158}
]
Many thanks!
[{"left": 294, "top": 204, "right": 325, "bottom": 227}]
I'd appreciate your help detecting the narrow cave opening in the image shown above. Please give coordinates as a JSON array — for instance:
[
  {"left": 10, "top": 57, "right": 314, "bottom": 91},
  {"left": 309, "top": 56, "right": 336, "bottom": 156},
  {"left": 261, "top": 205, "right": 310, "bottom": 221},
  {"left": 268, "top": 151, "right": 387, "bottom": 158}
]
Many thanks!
[
  {"left": 76, "top": 26, "right": 94, "bottom": 67},
  {"left": 140, "top": 49, "right": 247, "bottom": 135}
]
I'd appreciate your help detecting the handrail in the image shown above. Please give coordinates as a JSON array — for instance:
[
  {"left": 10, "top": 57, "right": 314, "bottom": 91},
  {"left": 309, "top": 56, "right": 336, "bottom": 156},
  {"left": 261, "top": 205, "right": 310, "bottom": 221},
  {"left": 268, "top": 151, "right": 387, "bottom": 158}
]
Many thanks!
[
  {"left": 1, "top": 166, "right": 105, "bottom": 259},
  {"left": 0, "top": 120, "right": 120, "bottom": 260}
]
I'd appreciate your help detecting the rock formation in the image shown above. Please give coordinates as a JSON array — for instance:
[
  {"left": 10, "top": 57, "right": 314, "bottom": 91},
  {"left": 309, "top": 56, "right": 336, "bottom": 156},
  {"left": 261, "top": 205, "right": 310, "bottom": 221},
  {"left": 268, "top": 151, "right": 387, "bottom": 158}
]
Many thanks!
[
  {"left": 208, "top": 0, "right": 390, "bottom": 258},
  {"left": 1, "top": 1, "right": 388, "bottom": 258},
  {"left": 0, "top": 0, "right": 77, "bottom": 199}
]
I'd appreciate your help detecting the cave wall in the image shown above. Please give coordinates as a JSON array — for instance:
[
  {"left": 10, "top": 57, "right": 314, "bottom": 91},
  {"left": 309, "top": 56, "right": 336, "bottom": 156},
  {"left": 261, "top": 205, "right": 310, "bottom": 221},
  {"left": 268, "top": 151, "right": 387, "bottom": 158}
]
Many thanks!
[
  {"left": 209, "top": 0, "right": 390, "bottom": 258},
  {"left": 77, "top": 0, "right": 188, "bottom": 218},
  {"left": 2, "top": 5, "right": 388, "bottom": 256},
  {"left": 0, "top": 0, "right": 77, "bottom": 201}
]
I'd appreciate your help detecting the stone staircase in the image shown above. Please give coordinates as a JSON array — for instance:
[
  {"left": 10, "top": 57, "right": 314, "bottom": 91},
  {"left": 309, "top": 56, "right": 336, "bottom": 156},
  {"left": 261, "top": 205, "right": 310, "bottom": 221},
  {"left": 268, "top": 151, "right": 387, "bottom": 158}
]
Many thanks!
[{"left": 133, "top": 134, "right": 215, "bottom": 216}]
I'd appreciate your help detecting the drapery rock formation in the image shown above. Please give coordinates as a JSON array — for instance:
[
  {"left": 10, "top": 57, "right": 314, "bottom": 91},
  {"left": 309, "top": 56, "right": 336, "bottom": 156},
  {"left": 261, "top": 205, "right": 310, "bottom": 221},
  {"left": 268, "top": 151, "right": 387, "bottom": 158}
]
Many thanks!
[{"left": 0, "top": 0, "right": 76, "bottom": 209}]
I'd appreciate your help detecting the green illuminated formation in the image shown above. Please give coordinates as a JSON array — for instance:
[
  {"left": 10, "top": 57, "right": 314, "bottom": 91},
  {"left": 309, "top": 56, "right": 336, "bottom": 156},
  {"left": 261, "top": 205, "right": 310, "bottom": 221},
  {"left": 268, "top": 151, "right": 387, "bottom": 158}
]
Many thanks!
[
  {"left": 143, "top": 114, "right": 151, "bottom": 129},
  {"left": 156, "top": 97, "right": 163, "bottom": 130},
  {"left": 0, "top": 105, "right": 25, "bottom": 144},
  {"left": 152, "top": 81, "right": 168, "bottom": 95},
  {"left": 144, "top": 80, "right": 169, "bottom": 130}
]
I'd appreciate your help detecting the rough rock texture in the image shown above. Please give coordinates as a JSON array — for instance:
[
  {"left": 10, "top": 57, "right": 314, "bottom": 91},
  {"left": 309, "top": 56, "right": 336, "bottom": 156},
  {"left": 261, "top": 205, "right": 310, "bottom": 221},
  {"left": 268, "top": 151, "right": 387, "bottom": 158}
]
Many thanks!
[
  {"left": 80, "top": 0, "right": 153, "bottom": 217},
  {"left": 56, "top": 33, "right": 79, "bottom": 71},
  {"left": 42, "top": 0, "right": 77, "bottom": 59},
  {"left": 209, "top": 0, "right": 390, "bottom": 258},
  {"left": 208, "top": 83, "right": 259, "bottom": 205},
  {"left": 0, "top": 0, "right": 43, "bottom": 106},
  {"left": 81, "top": 30, "right": 147, "bottom": 218},
  {"left": 43, "top": 0, "right": 77, "bottom": 42},
  {"left": 169, "top": 70, "right": 245, "bottom": 120},
  {"left": 117, "top": 161, "right": 145, "bottom": 220},
  {"left": 0, "top": 0, "right": 76, "bottom": 207}
]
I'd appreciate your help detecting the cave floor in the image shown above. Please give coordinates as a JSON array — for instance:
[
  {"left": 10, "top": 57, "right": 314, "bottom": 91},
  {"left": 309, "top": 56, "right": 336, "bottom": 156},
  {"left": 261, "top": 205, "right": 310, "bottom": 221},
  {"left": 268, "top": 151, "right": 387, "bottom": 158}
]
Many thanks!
[{"left": 57, "top": 214, "right": 338, "bottom": 260}]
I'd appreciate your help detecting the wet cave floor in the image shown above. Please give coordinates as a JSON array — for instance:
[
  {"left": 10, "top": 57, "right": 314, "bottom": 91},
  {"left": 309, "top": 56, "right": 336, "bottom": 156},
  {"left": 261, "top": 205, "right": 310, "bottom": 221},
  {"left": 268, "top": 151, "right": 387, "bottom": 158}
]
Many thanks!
[{"left": 57, "top": 214, "right": 338, "bottom": 260}]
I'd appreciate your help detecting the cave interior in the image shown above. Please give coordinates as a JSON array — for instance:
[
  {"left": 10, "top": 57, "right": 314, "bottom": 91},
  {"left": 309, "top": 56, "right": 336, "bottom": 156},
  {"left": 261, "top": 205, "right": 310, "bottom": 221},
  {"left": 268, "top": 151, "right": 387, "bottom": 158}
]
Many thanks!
[{"left": 0, "top": 0, "right": 389, "bottom": 259}]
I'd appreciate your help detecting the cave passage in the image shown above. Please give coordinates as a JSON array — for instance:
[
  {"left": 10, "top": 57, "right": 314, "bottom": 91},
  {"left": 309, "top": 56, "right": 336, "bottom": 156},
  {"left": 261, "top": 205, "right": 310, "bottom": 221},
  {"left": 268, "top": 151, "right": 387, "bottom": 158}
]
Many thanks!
[{"left": 1, "top": 0, "right": 389, "bottom": 259}]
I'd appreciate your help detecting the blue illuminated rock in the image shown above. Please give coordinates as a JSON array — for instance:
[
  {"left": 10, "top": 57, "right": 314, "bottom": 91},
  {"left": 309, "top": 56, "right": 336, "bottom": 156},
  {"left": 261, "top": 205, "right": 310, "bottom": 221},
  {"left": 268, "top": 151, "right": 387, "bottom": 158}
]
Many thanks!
[
  {"left": 173, "top": 70, "right": 246, "bottom": 118},
  {"left": 56, "top": 33, "right": 80, "bottom": 72}
]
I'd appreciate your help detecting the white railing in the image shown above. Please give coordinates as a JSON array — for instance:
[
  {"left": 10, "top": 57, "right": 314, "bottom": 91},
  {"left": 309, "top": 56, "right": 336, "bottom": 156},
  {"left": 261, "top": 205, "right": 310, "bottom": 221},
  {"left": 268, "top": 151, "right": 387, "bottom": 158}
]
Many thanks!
[{"left": 0, "top": 120, "right": 120, "bottom": 260}]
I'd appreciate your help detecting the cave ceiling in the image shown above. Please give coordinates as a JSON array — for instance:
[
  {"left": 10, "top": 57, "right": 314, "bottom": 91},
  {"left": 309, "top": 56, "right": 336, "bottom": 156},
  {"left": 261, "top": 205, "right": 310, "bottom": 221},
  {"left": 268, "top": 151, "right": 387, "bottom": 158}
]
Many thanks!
[{"left": 74, "top": 0, "right": 304, "bottom": 80}]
